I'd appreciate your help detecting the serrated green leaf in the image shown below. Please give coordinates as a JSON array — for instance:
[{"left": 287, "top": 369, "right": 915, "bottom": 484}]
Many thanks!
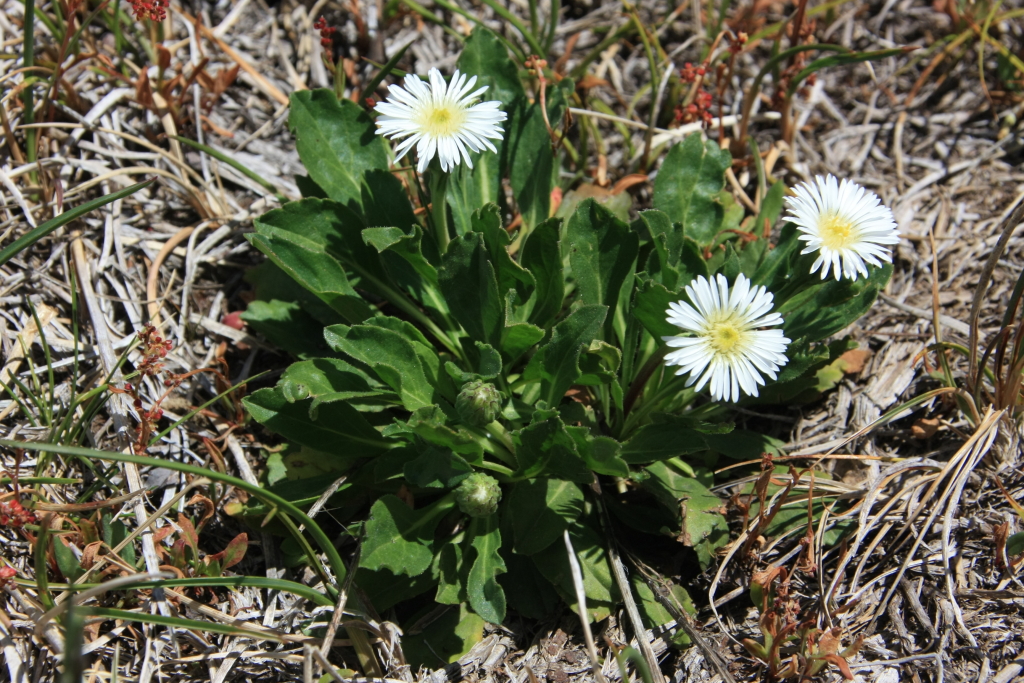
[
  {"left": 653, "top": 133, "right": 732, "bottom": 246},
  {"left": 456, "top": 27, "right": 526, "bottom": 109},
  {"left": 401, "top": 603, "right": 485, "bottom": 668},
  {"left": 565, "top": 199, "right": 639, "bottom": 340},
  {"left": 502, "top": 321, "right": 546, "bottom": 362},
  {"left": 406, "top": 406, "right": 484, "bottom": 461},
  {"left": 466, "top": 514, "right": 506, "bottom": 623},
  {"left": 523, "top": 305, "right": 607, "bottom": 407},
  {"left": 404, "top": 447, "right": 473, "bottom": 489},
  {"left": 472, "top": 205, "right": 535, "bottom": 304},
  {"left": 243, "top": 388, "right": 393, "bottom": 458},
  {"left": 433, "top": 540, "right": 467, "bottom": 604},
  {"left": 355, "top": 566, "right": 438, "bottom": 613},
  {"left": 288, "top": 90, "right": 389, "bottom": 215},
  {"left": 508, "top": 478, "right": 585, "bottom": 555},
  {"left": 513, "top": 418, "right": 590, "bottom": 481},
  {"left": 324, "top": 324, "right": 439, "bottom": 411},
  {"left": 445, "top": 342, "right": 503, "bottom": 383},
  {"left": 438, "top": 232, "right": 504, "bottom": 347},
  {"left": 531, "top": 522, "right": 618, "bottom": 621},
  {"left": 360, "top": 494, "right": 455, "bottom": 576},
  {"left": 643, "top": 460, "right": 728, "bottom": 568},
  {"left": 565, "top": 427, "right": 629, "bottom": 477}
]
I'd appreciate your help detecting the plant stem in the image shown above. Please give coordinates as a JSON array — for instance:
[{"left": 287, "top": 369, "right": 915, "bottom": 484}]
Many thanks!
[
  {"left": 22, "top": 0, "right": 37, "bottom": 183},
  {"left": 429, "top": 165, "right": 451, "bottom": 256}
]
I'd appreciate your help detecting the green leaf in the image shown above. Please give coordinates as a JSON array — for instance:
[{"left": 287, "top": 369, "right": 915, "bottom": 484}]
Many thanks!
[
  {"left": 404, "top": 447, "right": 473, "bottom": 489},
  {"left": 565, "top": 199, "right": 639, "bottom": 337},
  {"left": 278, "top": 357, "right": 396, "bottom": 413},
  {"left": 361, "top": 169, "right": 419, "bottom": 230},
  {"left": 521, "top": 219, "right": 565, "bottom": 327},
  {"left": 246, "top": 231, "right": 373, "bottom": 324},
  {"left": 242, "top": 300, "right": 338, "bottom": 359},
  {"left": 0, "top": 180, "right": 153, "bottom": 268},
  {"left": 500, "top": 552, "right": 561, "bottom": 619},
  {"left": 532, "top": 521, "right": 618, "bottom": 621},
  {"left": 621, "top": 415, "right": 732, "bottom": 464},
  {"left": 643, "top": 460, "right": 728, "bottom": 568},
  {"left": 355, "top": 566, "right": 439, "bottom": 613},
  {"left": 631, "top": 575, "right": 694, "bottom": 646},
  {"left": 438, "top": 232, "right": 504, "bottom": 347},
  {"left": 433, "top": 540, "right": 466, "bottom": 604},
  {"left": 448, "top": 152, "right": 501, "bottom": 236},
  {"left": 466, "top": 514, "right": 506, "bottom": 624},
  {"left": 632, "top": 278, "right": 680, "bottom": 340},
  {"left": 472, "top": 205, "right": 535, "bottom": 305},
  {"left": 1007, "top": 532, "right": 1024, "bottom": 557},
  {"left": 445, "top": 341, "right": 503, "bottom": 383},
  {"left": 565, "top": 427, "right": 629, "bottom": 477},
  {"left": 652, "top": 133, "right": 732, "bottom": 247},
  {"left": 288, "top": 90, "right": 389, "bottom": 215},
  {"left": 751, "top": 222, "right": 801, "bottom": 288},
  {"left": 447, "top": 28, "right": 524, "bottom": 234},
  {"left": 324, "top": 324, "right": 439, "bottom": 411},
  {"left": 523, "top": 305, "right": 607, "bottom": 407},
  {"left": 507, "top": 478, "right": 585, "bottom": 555},
  {"left": 509, "top": 80, "right": 573, "bottom": 229},
  {"left": 702, "top": 429, "right": 785, "bottom": 461},
  {"left": 401, "top": 603, "right": 485, "bottom": 668},
  {"left": 252, "top": 198, "right": 391, "bottom": 298},
  {"left": 406, "top": 406, "right": 484, "bottom": 461},
  {"left": 244, "top": 387, "right": 393, "bottom": 458},
  {"left": 502, "top": 321, "right": 546, "bottom": 362},
  {"left": 456, "top": 27, "right": 526, "bottom": 108},
  {"left": 363, "top": 225, "right": 439, "bottom": 288},
  {"left": 752, "top": 181, "right": 786, "bottom": 240},
  {"left": 779, "top": 263, "right": 893, "bottom": 343},
  {"left": 53, "top": 537, "right": 84, "bottom": 581},
  {"left": 360, "top": 494, "right": 455, "bottom": 576},
  {"left": 513, "top": 418, "right": 590, "bottom": 482}
]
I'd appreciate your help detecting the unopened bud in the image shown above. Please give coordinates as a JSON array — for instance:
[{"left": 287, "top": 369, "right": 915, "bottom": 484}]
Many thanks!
[
  {"left": 456, "top": 381, "right": 501, "bottom": 427},
  {"left": 455, "top": 473, "right": 502, "bottom": 517}
]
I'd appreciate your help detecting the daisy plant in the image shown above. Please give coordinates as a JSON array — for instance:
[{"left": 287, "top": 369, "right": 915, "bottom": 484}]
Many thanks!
[{"left": 238, "top": 27, "right": 896, "bottom": 666}]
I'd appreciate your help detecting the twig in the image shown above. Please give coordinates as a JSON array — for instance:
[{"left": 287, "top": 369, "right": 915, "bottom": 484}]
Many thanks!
[{"left": 563, "top": 530, "right": 608, "bottom": 683}]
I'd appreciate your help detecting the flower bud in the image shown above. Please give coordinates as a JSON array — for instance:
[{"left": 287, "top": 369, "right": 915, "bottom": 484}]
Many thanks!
[
  {"left": 456, "top": 381, "right": 501, "bottom": 427},
  {"left": 455, "top": 473, "right": 502, "bottom": 517}
]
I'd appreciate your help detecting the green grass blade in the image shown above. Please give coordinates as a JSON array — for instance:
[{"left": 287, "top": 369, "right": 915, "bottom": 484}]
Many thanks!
[
  {"left": 0, "top": 180, "right": 153, "bottom": 267},
  {"left": 81, "top": 607, "right": 300, "bottom": 642},
  {"left": 360, "top": 40, "right": 413, "bottom": 103},
  {"left": 0, "top": 439, "right": 348, "bottom": 595},
  {"left": 786, "top": 47, "right": 912, "bottom": 98},
  {"left": 171, "top": 136, "right": 286, "bottom": 201},
  {"left": 45, "top": 576, "right": 335, "bottom": 607}
]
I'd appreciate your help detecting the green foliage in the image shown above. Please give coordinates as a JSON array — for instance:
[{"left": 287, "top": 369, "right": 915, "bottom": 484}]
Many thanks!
[{"left": 238, "top": 25, "right": 894, "bottom": 655}]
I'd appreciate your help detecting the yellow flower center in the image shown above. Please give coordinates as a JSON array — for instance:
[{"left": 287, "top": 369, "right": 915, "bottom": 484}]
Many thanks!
[
  {"left": 421, "top": 105, "right": 466, "bottom": 137},
  {"left": 707, "top": 319, "right": 746, "bottom": 355},
  {"left": 818, "top": 213, "right": 856, "bottom": 250}
]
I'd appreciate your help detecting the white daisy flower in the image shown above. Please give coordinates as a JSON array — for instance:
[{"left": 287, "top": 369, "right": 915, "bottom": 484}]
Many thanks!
[
  {"left": 373, "top": 68, "right": 507, "bottom": 174},
  {"left": 784, "top": 174, "right": 900, "bottom": 281},
  {"left": 663, "top": 274, "right": 790, "bottom": 403}
]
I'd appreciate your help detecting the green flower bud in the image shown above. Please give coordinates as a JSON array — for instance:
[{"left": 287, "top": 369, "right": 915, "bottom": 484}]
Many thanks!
[
  {"left": 455, "top": 473, "right": 502, "bottom": 517},
  {"left": 456, "top": 381, "right": 501, "bottom": 427}
]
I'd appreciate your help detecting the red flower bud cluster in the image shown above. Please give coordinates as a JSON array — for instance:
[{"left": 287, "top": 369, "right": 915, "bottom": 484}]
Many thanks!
[
  {"left": 0, "top": 499, "right": 36, "bottom": 528},
  {"left": 129, "top": 0, "right": 168, "bottom": 22},
  {"left": 313, "top": 17, "right": 337, "bottom": 50},
  {"left": 680, "top": 62, "right": 706, "bottom": 84},
  {"left": 137, "top": 324, "right": 173, "bottom": 378},
  {"left": 677, "top": 89, "right": 714, "bottom": 127}
]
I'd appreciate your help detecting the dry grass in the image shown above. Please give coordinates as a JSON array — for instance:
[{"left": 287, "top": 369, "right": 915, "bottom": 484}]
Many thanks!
[{"left": 1, "top": 0, "right": 1024, "bottom": 681}]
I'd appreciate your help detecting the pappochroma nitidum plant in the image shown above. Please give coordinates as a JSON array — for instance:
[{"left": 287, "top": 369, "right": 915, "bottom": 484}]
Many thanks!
[{"left": 237, "top": 26, "right": 899, "bottom": 665}]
